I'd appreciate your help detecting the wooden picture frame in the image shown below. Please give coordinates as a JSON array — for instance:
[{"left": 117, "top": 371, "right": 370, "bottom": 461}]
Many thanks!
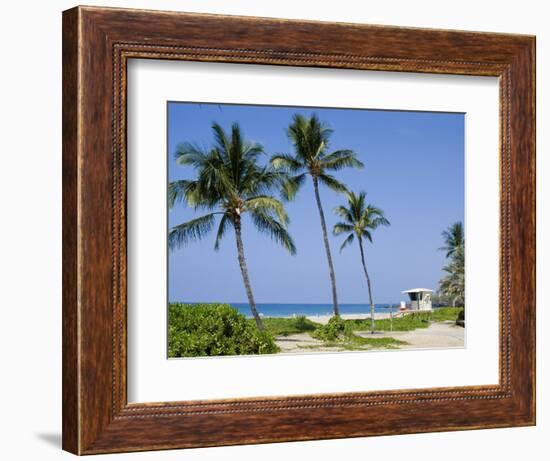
[{"left": 62, "top": 5, "right": 535, "bottom": 455}]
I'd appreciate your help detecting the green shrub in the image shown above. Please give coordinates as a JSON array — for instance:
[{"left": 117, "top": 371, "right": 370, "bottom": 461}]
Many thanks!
[
  {"left": 311, "top": 316, "right": 408, "bottom": 350},
  {"left": 168, "top": 303, "right": 279, "bottom": 357},
  {"left": 311, "top": 315, "right": 367, "bottom": 342},
  {"left": 294, "top": 315, "right": 316, "bottom": 332},
  {"left": 261, "top": 315, "right": 319, "bottom": 336},
  {"left": 311, "top": 315, "right": 346, "bottom": 341}
]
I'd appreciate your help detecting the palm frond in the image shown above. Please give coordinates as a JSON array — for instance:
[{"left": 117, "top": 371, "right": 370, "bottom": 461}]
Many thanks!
[
  {"left": 250, "top": 210, "right": 296, "bottom": 255},
  {"left": 360, "top": 229, "right": 373, "bottom": 243},
  {"left": 244, "top": 196, "right": 289, "bottom": 224},
  {"left": 287, "top": 114, "right": 310, "bottom": 161},
  {"left": 240, "top": 165, "right": 284, "bottom": 197},
  {"left": 270, "top": 154, "right": 303, "bottom": 173},
  {"left": 362, "top": 205, "right": 390, "bottom": 229},
  {"left": 370, "top": 216, "right": 391, "bottom": 228},
  {"left": 321, "top": 150, "right": 364, "bottom": 171},
  {"left": 195, "top": 151, "right": 236, "bottom": 201},
  {"left": 168, "top": 213, "right": 216, "bottom": 250},
  {"left": 438, "top": 242, "right": 465, "bottom": 301},
  {"left": 174, "top": 142, "right": 208, "bottom": 166},
  {"left": 317, "top": 173, "right": 349, "bottom": 194},
  {"left": 361, "top": 203, "right": 383, "bottom": 218},
  {"left": 332, "top": 222, "right": 354, "bottom": 236},
  {"left": 229, "top": 122, "right": 244, "bottom": 184},
  {"left": 168, "top": 179, "right": 196, "bottom": 208},
  {"left": 439, "top": 221, "right": 464, "bottom": 257},
  {"left": 281, "top": 173, "right": 306, "bottom": 201},
  {"left": 333, "top": 205, "right": 354, "bottom": 223},
  {"left": 242, "top": 142, "right": 264, "bottom": 161},
  {"left": 214, "top": 214, "right": 232, "bottom": 251},
  {"left": 307, "top": 114, "right": 333, "bottom": 157},
  {"left": 339, "top": 233, "right": 355, "bottom": 252},
  {"left": 321, "top": 149, "right": 355, "bottom": 162},
  {"left": 211, "top": 122, "right": 231, "bottom": 159},
  {"left": 287, "top": 113, "right": 332, "bottom": 162},
  {"left": 348, "top": 191, "right": 366, "bottom": 221}
]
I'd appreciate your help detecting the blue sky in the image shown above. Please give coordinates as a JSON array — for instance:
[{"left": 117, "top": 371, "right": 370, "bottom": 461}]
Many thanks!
[{"left": 167, "top": 102, "right": 464, "bottom": 304}]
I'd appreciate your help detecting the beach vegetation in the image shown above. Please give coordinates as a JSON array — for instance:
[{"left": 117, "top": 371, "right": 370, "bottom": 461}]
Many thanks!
[
  {"left": 271, "top": 114, "right": 364, "bottom": 316},
  {"left": 438, "top": 222, "right": 465, "bottom": 308},
  {"left": 431, "top": 306, "right": 464, "bottom": 322},
  {"left": 310, "top": 316, "right": 407, "bottom": 350},
  {"left": 168, "top": 122, "right": 296, "bottom": 330},
  {"left": 168, "top": 303, "right": 279, "bottom": 357},
  {"left": 333, "top": 191, "right": 390, "bottom": 334},
  {"left": 333, "top": 336, "right": 407, "bottom": 350},
  {"left": 439, "top": 221, "right": 464, "bottom": 258},
  {"left": 299, "top": 336, "right": 406, "bottom": 351},
  {"left": 345, "top": 307, "right": 463, "bottom": 332},
  {"left": 311, "top": 315, "right": 347, "bottom": 341},
  {"left": 259, "top": 315, "right": 320, "bottom": 336}
]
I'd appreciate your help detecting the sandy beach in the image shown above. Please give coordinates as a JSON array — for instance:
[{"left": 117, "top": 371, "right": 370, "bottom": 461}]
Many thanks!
[
  {"left": 355, "top": 321, "right": 465, "bottom": 349},
  {"left": 275, "top": 319, "right": 464, "bottom": 353}
]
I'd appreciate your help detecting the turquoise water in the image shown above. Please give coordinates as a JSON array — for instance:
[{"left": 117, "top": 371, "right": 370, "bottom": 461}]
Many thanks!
[{"left": 229, "top": 303, "right": 398, "bottom": 318}]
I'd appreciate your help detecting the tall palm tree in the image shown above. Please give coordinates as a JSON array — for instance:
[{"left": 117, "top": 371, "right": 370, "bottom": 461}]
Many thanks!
[
  {"left": 168, "top": 122, "right": 296, "bottom": 330},
  {"left": 439, "top": 221, "right": 464, "bottom": 258},
  {"left": 439, "top": 242, "right": 465, "bottom": 307},
  {"left": 270, "top": 114, "right": 364, "bottom": 316},
  {"left": 333, "top": 191, "right": 390, "bottom": 333}
]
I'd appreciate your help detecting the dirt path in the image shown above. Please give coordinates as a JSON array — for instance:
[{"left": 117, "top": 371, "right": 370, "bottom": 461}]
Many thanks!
[
  {"left": 275, "top": 333, "right": 340, "bottom": 353},
  {"left": 275, "top": 321, "right": 464, "bottom": 354},
  {"left": 355, "top": 321, "right": 465, "bottom": 349}
]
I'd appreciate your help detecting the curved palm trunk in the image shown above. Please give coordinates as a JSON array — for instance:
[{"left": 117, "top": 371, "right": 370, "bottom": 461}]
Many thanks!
[
  {"left": 234, "top": 220, "right": 265, "bottom": 330},
  {"left": 358, "top": 237, "right": 375, "bottom": 334},
  {"left": 312, "top": 177, "right": 340, "bottom": 316}
]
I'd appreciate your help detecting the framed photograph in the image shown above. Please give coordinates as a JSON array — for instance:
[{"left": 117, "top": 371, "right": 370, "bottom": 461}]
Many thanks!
[{"left": 62, "top": 6, "right": 535, "bottom": 455}]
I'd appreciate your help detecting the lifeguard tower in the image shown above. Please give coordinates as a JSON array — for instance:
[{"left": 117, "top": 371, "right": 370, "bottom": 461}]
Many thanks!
[{"left": 402, "top": 288, "right": 434, "bottom": 311}]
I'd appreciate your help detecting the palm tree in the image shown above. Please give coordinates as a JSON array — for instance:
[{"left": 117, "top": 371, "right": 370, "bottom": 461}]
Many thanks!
[
  {"left": 333, "top": 192, "right": 390, "bottom": 333},
  {"left": 271, "top": 114, "right": 364, "bottom": 316},
  {"left": 168, "top": 122, "right": 296, "bottom": 330},
  {"left": 439, "top": 243, "right": 465, "bottom": 307},
  {"left": 439, "top": 221, "right": 464, "bottom": 258}
]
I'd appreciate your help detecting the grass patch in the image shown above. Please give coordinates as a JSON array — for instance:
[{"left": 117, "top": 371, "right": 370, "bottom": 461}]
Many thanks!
[
  {"left": 310, "top": 316, "right": 408, "bottom": 350},
  {"left": 329, "top": 336, "right": 407, "bottom": 351},
  {"left": 298, "top": 336, "right": 407, "bottom": 351},
  {"left": 255, "top": 316, "right": 321, "bottom": 336},
  {"left": 346, "top": 335, "right": 407, "bottom": 347},
  {"left": 345, "top": 307, "right": 463, "bottom": 332},
  {"left": 431, "top": 307, "right": 464, "bottom": 322},
  {"left": 346, "top": 314, "right": 430, "bottom": 332}
]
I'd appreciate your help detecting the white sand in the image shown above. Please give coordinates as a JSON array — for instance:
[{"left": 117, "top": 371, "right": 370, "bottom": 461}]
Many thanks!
[
  {"left": 275, "top": 321, "right": 464, "bottom": 353},
  {"left": 355, "top": 321, "right": 465, "bottom": 349}
]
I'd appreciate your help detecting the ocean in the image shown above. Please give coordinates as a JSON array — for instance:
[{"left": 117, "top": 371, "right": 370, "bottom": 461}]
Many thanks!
[{"left": 229, "top": 303, "right": 398, "bottom": 318}]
